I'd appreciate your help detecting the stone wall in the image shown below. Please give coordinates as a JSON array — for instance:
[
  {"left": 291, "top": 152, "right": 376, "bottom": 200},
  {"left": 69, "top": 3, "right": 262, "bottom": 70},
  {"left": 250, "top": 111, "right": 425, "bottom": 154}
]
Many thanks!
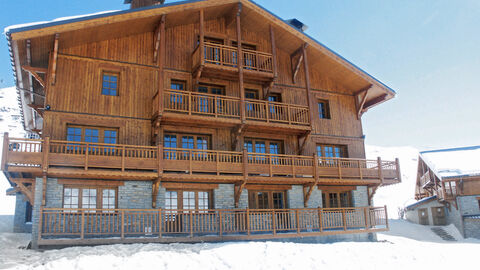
[
  {"left": 463, "top": 217, "right": 480, "bottom": 239},
  {"left": 287, "top": 185, "right": 304, "bottom": 208},
  {"left": 458, "top": 195, "right": 480, "bottom": 216},
  {"left": 118, "top": 181, "right": 153, "bottom": 209},
  {"left": 352, "top": 186, "right": 368, "bottom": 207},
  {"left": 13, "top": 194, "right": 32, "bottom": 233}
]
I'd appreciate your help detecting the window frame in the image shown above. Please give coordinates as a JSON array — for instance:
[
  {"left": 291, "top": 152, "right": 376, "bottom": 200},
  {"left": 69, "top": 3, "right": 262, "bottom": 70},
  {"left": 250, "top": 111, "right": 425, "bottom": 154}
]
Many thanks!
[
  {"left": 165, "top": 189, "right": 213, "bottom": 211},
  {"left": 62, "top": 186, "right": 118, "bottom": 212},
  {"left": 317, "top": 99, "right": 331, "bottom": 119},
  {"left": 321, "top": 191, "right": 352, "bottom": 208},
  {"left": 101, "top": 71, "right": 120, "bottom": 96},
  {"left": 170, "top": 79, "right": 187, "bottom": 91},
  {"left": 244, "top": 138, "right": 284, "bottom": 155},
  {"left": 248, "top": 190, "right": 287, "bottom": 209},
  {"left": 316, "top": 144, "right": 348, "bottom": 158},
  {"left": 66, "top": 125, "right": 119, "bottom": 145}
]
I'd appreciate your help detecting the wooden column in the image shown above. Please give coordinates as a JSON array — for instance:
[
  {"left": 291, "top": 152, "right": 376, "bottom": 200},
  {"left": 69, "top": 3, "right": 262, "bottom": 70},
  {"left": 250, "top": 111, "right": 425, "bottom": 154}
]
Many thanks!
[
  {"left": 302, "top": 44, "right": 314, "bottom": 131},
  {"left": 269, "top": 25, "right": 278, "bottom": 79},
  {"left": 157, "top": 15, "right": 166, "bottom": 117},
  {"left": 395, "top": 158, "right": 401, "bottom": 182},
  {"left": 199, "top": 10, "right": 205, "bottom": 68},
  {"left": 51, "top": 34, "right": 59, "bottom": 85},
  {"left": 236, "top": 3, "right": 246, "bottom": 123},
  {"left": 377, "top": 157, "right": 384, "bottom": 183}
]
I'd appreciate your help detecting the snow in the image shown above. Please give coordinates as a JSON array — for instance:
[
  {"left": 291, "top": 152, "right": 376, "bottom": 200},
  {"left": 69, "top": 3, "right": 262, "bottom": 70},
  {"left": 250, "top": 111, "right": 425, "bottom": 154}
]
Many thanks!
[
  {"left": 0, "top": 215, "right": 478, "bottom": 270},
  {"left": 421, "top": 147, "right": 480, "bottom": 178},
  {"left": 0, "top": 87, "right": 25, "bottom": 215},
  {"left": 366, "top": 145, "right": 419, "bottom": 218},
  {"left": 4, "top": 10, "right": 120, "bottom": 34}
]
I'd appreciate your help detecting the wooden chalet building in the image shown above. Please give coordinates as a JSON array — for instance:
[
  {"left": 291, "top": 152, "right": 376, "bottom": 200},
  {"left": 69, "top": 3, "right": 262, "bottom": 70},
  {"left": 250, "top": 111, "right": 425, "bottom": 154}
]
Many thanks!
[
  {"left": 3, "top": 0, "right": 401, "bottom": 248},
  {"left": 407, "top": 146, "right": 480, "bottom": 239}
]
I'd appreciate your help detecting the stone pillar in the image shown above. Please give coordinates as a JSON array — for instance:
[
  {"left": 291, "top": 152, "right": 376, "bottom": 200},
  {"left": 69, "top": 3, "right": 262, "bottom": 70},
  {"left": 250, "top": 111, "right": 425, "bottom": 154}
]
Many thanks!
[
  {"left": 31, "top": 177, "right": 43, "bottom": 249},
  {"left": 13, "top": 194, "right": 32, "bottom": 233},
  {"left": 308, "top": 187, "right": 323, "bottom": 208},
  {"left": 287, "top": 185, "right": 304, "bottom": 208},
  {"left": 352, "top": 186, "right": 369, "bottom": 207},
  {"left": 155, "top": 185, "right": 166, "bottom": 209}
]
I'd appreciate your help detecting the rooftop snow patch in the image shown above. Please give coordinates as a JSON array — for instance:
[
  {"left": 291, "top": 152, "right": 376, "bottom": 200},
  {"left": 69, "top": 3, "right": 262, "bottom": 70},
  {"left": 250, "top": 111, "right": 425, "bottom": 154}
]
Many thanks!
[
  {"left": 4, "top": 10, "right": 120, "bottom": 35},
  {"left": 421, "top": 146, "right": 480, "bottom": 178}
]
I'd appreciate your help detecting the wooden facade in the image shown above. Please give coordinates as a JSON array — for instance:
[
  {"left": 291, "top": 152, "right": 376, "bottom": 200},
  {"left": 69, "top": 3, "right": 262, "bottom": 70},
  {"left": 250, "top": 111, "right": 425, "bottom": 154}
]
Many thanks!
[{"left": 4, "top": 0, "right": 399, "bottom": 246}]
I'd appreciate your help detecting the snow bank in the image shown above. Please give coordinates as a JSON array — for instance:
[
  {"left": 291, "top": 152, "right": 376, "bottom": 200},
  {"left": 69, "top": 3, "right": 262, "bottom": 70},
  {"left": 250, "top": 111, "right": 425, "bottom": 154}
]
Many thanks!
[
  {"left": 0, "top": 87, "right": 25, "bottom": 215},
  {"left": 4, "top": 10, "right": 120, "bottom": 34},
  {"left": 366, "top": 145, "right": 419, "bottom": 218},
  {"left": 0, "top": 219, "right": 479, "bottom": 270}
]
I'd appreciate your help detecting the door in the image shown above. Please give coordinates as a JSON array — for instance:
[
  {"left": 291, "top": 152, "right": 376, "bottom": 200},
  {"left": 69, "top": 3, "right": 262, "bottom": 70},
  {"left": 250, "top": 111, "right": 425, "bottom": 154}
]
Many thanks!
[
  {"left": 432, "top": 207, "right": 446, "bottom": 225},
  {"left": 418, "top": 208, "right": 429, "bottom": 225}
]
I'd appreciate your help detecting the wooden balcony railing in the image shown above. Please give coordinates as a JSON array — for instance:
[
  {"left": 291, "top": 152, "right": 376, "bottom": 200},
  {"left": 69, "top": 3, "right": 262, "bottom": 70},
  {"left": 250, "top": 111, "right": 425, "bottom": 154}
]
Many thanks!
[
  {"left": 192, "top": 42, "right": 274, "bottom": 74},
  {"left": 38, "top": 206, "right": 388, "bottom": 245},
  {"left": 161, "top": 89, "right": 310, "bottom": 126},
  {"left": 2, "top": 134, "right": 400, "bottom": 183}
]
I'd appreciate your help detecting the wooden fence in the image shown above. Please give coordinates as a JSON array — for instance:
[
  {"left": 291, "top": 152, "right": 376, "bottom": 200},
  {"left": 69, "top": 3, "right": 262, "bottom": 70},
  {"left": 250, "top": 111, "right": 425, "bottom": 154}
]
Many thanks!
[{"left": 38, "top": 206, "right": 388, "bottom": 244}]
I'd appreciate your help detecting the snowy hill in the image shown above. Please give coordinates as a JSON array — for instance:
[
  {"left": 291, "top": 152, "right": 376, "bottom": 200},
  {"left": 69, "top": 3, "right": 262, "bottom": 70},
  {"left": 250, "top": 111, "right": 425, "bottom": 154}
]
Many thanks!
[
  {"left": 0, "top": 87, "right": 25, "bottom": 215},
  {"left": 366, "top": 145, "right": 420, "bottom": 218}
]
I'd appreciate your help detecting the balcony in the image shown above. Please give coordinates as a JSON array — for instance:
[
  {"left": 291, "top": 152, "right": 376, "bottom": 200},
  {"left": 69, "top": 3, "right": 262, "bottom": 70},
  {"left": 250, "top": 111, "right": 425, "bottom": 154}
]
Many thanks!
[
  {"left": 2, "top": 135, "right": 401, "bottom": 185},
  {"left": 37, "top": 206, "right": 388, "bottom": 246},
  {"left": 153, "top": 89, "right": 311, "bottom": 132},
  {"left": 192, "top": 42, "right": 275, "bottom": 82}
]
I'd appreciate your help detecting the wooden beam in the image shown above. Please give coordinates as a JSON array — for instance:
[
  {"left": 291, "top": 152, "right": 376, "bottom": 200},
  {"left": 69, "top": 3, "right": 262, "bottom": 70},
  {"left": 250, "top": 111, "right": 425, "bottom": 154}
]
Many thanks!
[
  {"left": 234, "top": 148, "right": 248, "bottom": 207},
  {"left": 22, "top": 66, "right": 45, "bottom": 88},
  {"left": 157, "top": 15, "right": 166, "bottom": 116},
  {"left": 304, "top": 153, "right": 319, "bottom": 207},
  {"left": 231, "top": 123, "right": 245, "bottom": 151},
  {"left": 22, "top": 65, "right": 47, "bottom": 74},
  {"left": 270, "top": 25, "right": 278, "bottom": 78},
  {"left": 27, "top": 103, "right": 44, "bottom": 117},
  {"left": 356, "top": 85, "right": 372, "bottom": 119},
  {"left": 236, "top": 3, "right": 246, "bottom": 124},
  {"left": 292, "top": 53, "right": 303, "bottom": 84},
  {"left": 152, "top": 177, "right": 161, "bottom": 208},
  {"left": 153, "top": 19, "right": 161, "bottom": 63},
  {"left": 362, "top": 93, "right": 388, "bottom": 112},
  {"left": 13, "top": 181, "right": 34, "bottom": 205},
  {"left": 262, "top": 81, "right": 274, "bottom": 100},
  {"left": 51, "top": 34, "right": 59, "bottom": 85},
  {"left": 297, "top": 131, "right": 310, "bottom": 155},
  {"left": 302, "top": 43, "right": 314, "bottom": 131}
]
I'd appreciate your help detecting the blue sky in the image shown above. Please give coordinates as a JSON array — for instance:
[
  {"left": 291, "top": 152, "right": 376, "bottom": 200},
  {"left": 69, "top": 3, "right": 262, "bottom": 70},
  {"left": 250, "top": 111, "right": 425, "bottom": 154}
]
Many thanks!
[{"left": 1, "top": 0, "right": 479, "bottom": 150}]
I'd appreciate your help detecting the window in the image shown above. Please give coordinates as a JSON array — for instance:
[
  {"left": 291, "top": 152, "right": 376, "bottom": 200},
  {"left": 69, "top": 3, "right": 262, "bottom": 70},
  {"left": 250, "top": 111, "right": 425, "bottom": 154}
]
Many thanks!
[
  {"left": 196, "top": 83, "right": 225, "bottom": 113},
  {"left": 248, "top": 190, "right": 286, "bottom": 209},
  {"left": 66, "top": 126, "right": 118, "bottom": 145},
  {"left": 316, "top": 144, "right": 348, "bottom": 158},
  {"left": 170, "top": 80, "right": 186, "bottom": 91},
  {"left": 245, "top": 89, "right": 259, "bottom": 99},
  {"left": 322, "top": 191, "right": 352, "bottom": 208},
  {"left": 244, "top": 138, "right": 284, "bottom": 164},
  {"left": 101, "top": 72, "right": 119, "bottom": 96},
  {"left": 25, "top": 202, "right": 32, "bottom": 223},
  {"left": 165, "top": 190, "right": 212, "bottom": 210},
  {"left": 267, "top": 93, "right": 281, "bottom": 103},
  {"left": 203, "top": 37, "right": 224, "bottom": 64},
  {"left": 164, "top": 133, "right": 211, "bottom": 160},
  {"left": 63, "top": 187, "right": 116, "bottom": 212},
  {"left": 317, "top": 99, "right": 330, "bottom": 119}
]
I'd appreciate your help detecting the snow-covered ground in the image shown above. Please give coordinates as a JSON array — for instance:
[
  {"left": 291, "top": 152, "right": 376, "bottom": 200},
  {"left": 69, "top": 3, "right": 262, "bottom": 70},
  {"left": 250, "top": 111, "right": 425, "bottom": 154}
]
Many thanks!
[{"left": 0, "top": 217, "right": 478, "bottom": 270}]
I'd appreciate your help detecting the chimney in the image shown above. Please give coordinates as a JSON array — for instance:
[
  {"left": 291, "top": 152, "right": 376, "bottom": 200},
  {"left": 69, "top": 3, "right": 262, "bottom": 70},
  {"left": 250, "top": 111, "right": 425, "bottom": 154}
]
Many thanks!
[
  {"left": 285, "top": 18, "right": 308, "bottom": 32},
  {"left": 124, "top": 0, "right": 165, "bottom": 9}
]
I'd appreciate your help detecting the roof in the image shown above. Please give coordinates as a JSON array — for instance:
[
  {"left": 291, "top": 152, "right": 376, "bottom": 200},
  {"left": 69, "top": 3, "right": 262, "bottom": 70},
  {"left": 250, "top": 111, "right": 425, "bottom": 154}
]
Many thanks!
[
  {"left": 405, "top": 195, "right": 437, "bottom": 210},
  {"left": 420, "top": 146, "right": 480, "bottom": 179},
  {"left": 5, "top": 0, "right": 397, "bottom": 131}
]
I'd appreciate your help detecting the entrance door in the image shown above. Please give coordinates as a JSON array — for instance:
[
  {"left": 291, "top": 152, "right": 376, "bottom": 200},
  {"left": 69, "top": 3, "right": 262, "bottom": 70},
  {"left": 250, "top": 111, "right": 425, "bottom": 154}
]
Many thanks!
[
  {"left": 418, "top": 208, "right": 429, "bottom": 225},
  {"left": 432, "top": 207, "right": 446, "bottom": 225}
]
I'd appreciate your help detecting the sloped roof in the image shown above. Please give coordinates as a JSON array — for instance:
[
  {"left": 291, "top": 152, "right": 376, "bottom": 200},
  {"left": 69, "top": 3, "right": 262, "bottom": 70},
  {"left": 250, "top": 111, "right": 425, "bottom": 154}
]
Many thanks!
[
  {"left": 405, "top": 195, "right": 437, "bottom": 210},
  {"left": 420, "top": 146, "right": 480, "bottom": 178}
]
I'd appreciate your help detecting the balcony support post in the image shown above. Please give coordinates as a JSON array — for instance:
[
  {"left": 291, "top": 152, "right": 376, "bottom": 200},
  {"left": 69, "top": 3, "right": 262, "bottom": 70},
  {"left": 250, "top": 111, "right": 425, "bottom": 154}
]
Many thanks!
[
  {"left": 194, "top": 9, "right": 205, "bottom": 85},
  {"left": 236, "top": 3, "right": 246, "bottom": 124},
  {"left": 234, "top": 148, "right": 248, "bottom": 208},
  {"left": 302, "top": 43, "right": 314, "bottom": 131},
  {"left": 395, "top": 158, "right": 401, "bottom": 182},
  {"left": 42, "top": 136, "right": 50, "bottom": 173},
  {"left": 377, "top": 157, "right": 384, "bottom": 183},
  {"left": 304, "top": 153, "right": 319, "bottom": 207},
  {"left": 51, "top": 34, "right": 59, "bottom": 85}
]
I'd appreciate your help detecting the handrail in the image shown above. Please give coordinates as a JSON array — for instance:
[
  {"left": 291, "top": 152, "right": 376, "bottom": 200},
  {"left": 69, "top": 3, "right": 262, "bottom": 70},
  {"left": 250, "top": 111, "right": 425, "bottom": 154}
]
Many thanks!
[{"left": 38, "top": 206, "right": 388, "bottom": 242}]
